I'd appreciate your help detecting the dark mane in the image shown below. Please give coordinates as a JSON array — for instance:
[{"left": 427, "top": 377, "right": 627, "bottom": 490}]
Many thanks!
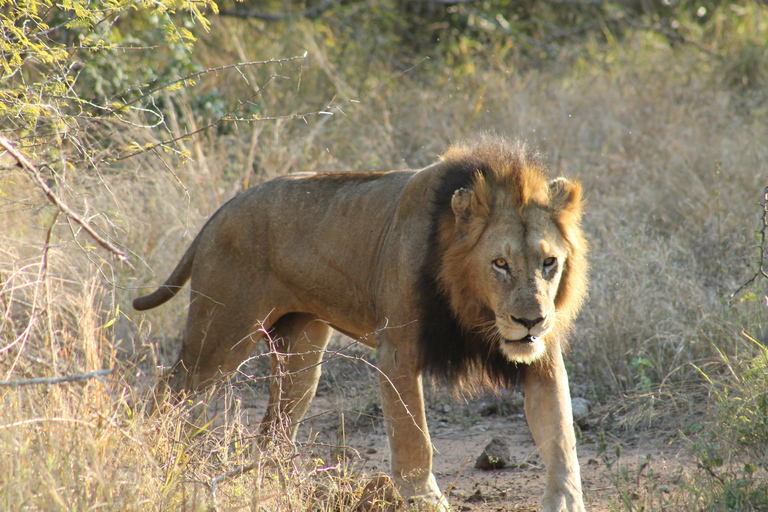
[{"left": 417, "top": 142, "right": 526, "bottom": 392}]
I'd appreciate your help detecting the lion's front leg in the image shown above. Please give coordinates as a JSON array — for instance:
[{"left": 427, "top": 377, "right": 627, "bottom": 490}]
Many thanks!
[
  {"left": 523, "top": 351, "right": 586, "bottom": 512},
  {"left": 375, "top": 339, "right": 451, "bottom": 512}
]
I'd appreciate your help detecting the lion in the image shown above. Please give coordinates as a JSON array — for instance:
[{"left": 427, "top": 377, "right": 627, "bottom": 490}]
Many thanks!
[{"left": 133, "top": 135, "right": 589, "bottom": 512}]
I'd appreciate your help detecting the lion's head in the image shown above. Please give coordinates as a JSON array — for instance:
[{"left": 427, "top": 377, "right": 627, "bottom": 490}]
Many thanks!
[{"left": 418, "top": 136, "right": 588, "bottom": 390}]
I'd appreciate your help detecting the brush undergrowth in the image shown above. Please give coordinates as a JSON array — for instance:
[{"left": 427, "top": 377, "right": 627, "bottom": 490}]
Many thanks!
[
  {"left": 2, "top": 1, "right": 767, "bottom": 510},
  {"left": 602, "top": 331, "right": 768, "bottom": 512}
]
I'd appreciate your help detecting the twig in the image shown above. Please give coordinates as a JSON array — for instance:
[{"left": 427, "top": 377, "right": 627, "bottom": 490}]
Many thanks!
[
  {"left": 0, "top": 136, "right": 129, "bottom": 263},
  {"left": 112, "top": 71, "right": 310, "bottom": 161},
  {"left": 44, "top": 211, "right": 61, "bottom": 372},
  {"left": 208, "top": 461, "right": 257, "bottom": 511},
  {"left": 730, "top": 186, "right": 768, "bottom": 300},
  {"left": 2, "top": 210, "right": 60, "bottom": 378},
  {"left": 114, "top": 54, "right": 428, "bottom": 162},
  {"left": 118, "top": 55, "right": 308, "bottom": 110},
  {"left": 0, "top": 369, "right": 113, "bottom": 388}
]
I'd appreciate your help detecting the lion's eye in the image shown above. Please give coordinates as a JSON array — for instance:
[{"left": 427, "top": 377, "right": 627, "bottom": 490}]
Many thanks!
[
  {"left": 492, "top": 258, "right": 508, "bottom": 271},
  {"left": 543, "top": 256, "right": 557, "bottom": 268}
]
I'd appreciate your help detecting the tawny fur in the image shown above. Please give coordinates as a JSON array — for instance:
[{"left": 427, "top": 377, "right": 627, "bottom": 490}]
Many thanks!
[{"left": 134, "top": 134, "right": 589, "bottom": 512}]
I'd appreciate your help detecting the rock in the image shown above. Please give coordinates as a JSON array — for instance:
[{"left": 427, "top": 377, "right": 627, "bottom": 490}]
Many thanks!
[
  {"left": 571, "top": 397, "right": 591, "bottom": 427},
  {"left": 478, "top": 391, "right": 525, "bottom": 417},
  {"left": 570, "top": 383, "right": 587, "bottom": 397},
  {"left": 478, "top": 402, "right": 497, "bottom": 416},
  {"left": 465, "top": 489, "right": 485, "bottom": 503},
  {"left": 353, "top": 475, "right": 403, "bottom": 512},
  {"left": 475, "top": 437, "right": 510, "bottom": 470}
]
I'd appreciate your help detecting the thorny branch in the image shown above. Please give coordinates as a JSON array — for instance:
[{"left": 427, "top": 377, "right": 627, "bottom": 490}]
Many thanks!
[
  {"left": 0, "top": 136, "right": 129, "bottom": 263},
  {"left": 113, "top": 61, "right": 331, "bottom": 162},
  {"left": 731, "top": 186, "right": 768, "bottom": 301},
  {"left": 117, "top": 55, "right": 308, "bottom": 110}
]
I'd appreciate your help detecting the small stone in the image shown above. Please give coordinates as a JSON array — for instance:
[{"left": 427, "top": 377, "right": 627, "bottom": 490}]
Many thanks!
[
  {"left": 353, "top": 475, "right": 403, "bottom": 512},
  {"left": 571, "top": 397, "right": 591, "bottom": 427},
  {"left": 465, "top": 488, "right": 485, "bottom": 503},
  {"left": 475, "top": 437, "right": 510, "bottom": 470},
  {"left": 478, "top": 391, "right": 524, "bottom": 417},
  {"left": 570, "top": 383, "right": 587, "bottom": 397},
  {"left": 478, "top": 402, "right": 498, "bottom": 416},
  {"left": 442, "top": 403, "right": 452, "bottom": 413}
]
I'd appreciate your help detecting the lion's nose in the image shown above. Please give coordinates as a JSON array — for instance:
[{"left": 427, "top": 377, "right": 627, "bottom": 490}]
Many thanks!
[{"left": 510, "top": 315, "right": 545, "bottom": 330}]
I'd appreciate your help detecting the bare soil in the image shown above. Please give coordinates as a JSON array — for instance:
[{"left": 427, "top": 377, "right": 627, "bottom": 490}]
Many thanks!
[
  {"left": 214, "top": 335, "right": 694, "bottom": 512},
  {"left": 299, "top": 396, "right": 690, "bottom": 512}
]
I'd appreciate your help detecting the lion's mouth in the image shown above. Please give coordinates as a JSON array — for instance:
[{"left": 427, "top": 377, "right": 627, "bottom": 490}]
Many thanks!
[{"left": 504, "top": 335, "right": 539, "bottom": 344}]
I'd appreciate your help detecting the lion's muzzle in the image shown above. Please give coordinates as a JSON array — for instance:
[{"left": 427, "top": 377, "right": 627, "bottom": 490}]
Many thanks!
[
  {"left": 509, "top": 315, "right": 545, "bottom": 330},
  {"left": 497, "top": 313, "right": 549, "bottom": 341}
]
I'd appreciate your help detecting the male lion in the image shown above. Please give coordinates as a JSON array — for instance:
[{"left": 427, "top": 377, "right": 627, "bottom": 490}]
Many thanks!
[{"left": 134, "top": 135, "right": 589, "bottom": 512}]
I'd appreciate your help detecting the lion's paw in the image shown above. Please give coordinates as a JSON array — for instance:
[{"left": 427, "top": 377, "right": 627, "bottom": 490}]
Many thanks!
[
  {"left": 397, "top": 473, "right": 452, "bottom": 512},
  {"left": 405, "top": 493, "right": 452, "bottom": 512},
  {"left": 541, "top": 490, "right": 586, "bottom": 512}
]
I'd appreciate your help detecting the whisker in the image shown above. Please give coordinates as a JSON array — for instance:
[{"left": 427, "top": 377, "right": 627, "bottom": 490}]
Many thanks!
[
  {"left": 484, "top": 329, "right": 502, "bottom": 359},
  {"left": 473, "top": 319, "right": 496, "bottom": 332},
  {"left": 472, "top": 319, "right": 496, "bottom": 330}
]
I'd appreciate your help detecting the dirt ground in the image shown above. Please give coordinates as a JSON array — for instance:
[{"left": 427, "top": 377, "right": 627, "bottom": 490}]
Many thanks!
[
  {"left": 220, "top": 337, "right": 694, "bottom": 512},
  {"left": 295, "top": 395, "right": 690, "bottom": 512}
]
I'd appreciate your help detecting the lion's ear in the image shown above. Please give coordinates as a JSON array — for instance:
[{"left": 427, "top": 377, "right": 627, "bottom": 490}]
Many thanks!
[
  {"left": 549, "top": 177, "right": 584, "bottom": 219},
  {"left": 451, "top": 187, "right": 476, "bottom": 222}
]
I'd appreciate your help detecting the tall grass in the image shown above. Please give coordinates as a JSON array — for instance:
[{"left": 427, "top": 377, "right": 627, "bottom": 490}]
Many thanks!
[{"left": 1, "top": 2, "right": 767, "bottom": 509}]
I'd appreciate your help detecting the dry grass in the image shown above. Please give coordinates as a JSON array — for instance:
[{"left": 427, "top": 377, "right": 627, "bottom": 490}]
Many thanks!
[
  {"left": 2, "top": 3, "right": 767, "bottom": 510},
  {"left": 0, "top": 285, "right": 382, "bottom": 510}
]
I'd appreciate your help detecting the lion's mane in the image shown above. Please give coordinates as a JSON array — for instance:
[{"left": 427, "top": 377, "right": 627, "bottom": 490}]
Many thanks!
[{"left": 417, "top": 136, "right": 589, "bottom": 391}]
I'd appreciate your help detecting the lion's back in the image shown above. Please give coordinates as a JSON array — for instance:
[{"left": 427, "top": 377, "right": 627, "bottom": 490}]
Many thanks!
[{"left": 192, "top": 169, "right": 418, "bottom": 331}]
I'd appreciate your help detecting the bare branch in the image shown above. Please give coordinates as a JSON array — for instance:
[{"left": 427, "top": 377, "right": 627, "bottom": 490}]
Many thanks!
[
  {"left": 209, "top": 461, "right": 258, "bottom": 510},
  {"left": 113, "top": 54, "right": 429, "bottom": 163},
  {"left": 1, "top": 210, "right": 60, "bottom": 378},
  {"left": 118, "top": 55, "right": 308, "bottom": 110},
  {"left": 0, "top": 136, "right": 129, "bottom": 263},
  {"left": 0, "top": 369, "right": 113, "bottom": 388},
  {"left": 112, "top": 69, "right": 322, "bottom": 161}
]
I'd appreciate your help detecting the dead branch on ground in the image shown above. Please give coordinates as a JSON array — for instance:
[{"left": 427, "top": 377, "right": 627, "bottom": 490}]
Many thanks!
[{"left": 0, "top": 369, "right": 113, "bottom": 388}]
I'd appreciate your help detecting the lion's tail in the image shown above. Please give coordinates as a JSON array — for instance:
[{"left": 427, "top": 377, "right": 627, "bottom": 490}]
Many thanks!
[{"left": 132, "top": 234, "right": 201, "bottom": 311}]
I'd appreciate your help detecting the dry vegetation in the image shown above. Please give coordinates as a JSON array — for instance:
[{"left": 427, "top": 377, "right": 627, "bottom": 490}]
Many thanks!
[{"left": 2, "top": 1, "right": 767, "bottom": 510}]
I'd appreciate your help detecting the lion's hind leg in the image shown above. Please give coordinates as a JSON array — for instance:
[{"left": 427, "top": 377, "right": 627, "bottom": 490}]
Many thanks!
[
  {"left": 258, "top": 313, "right": 333, "bottom": 444},
  {"left": 161, "top": 295, "right": 270, "bottom": 394}
]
